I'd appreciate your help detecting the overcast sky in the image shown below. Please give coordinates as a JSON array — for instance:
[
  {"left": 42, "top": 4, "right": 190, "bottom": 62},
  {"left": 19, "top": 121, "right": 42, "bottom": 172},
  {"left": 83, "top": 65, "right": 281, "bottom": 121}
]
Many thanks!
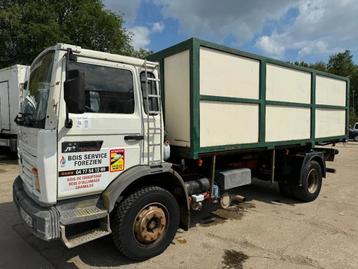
[{"left": 103, "top": 0, "right": 358, "bottom": 63}]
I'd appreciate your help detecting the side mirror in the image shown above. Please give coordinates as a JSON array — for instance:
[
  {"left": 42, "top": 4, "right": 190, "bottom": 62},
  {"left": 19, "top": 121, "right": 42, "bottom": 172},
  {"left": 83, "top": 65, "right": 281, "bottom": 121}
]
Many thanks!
[
  {"left": 64, "top": 69, "right": 85, "bottom": 114},
  {"left": 23, "top": 81, "right": 28, "bottom": 90}
]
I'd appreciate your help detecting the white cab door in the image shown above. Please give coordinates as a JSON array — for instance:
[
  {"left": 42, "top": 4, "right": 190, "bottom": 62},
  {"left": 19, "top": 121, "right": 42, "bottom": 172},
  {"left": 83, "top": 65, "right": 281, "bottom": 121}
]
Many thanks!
[{"left": 57, "top": 57, "right": 143, "bottom": 199}]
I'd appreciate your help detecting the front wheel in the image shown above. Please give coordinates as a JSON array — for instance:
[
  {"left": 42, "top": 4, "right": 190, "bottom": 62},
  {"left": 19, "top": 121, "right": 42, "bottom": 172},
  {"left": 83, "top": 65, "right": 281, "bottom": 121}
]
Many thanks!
[
  {"left": 293, "top": 160, "right": 322, "bottom": 202},
  {"left": 111, "top": 186, "right": 180, "bottom": 260}
]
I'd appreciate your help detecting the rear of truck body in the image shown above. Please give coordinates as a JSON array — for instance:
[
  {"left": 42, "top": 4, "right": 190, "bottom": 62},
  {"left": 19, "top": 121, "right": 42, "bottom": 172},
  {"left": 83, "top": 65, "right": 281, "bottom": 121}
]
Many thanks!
[
  {"left": 0, "top": 65, "right": 29, "bottom": 152},
  {"left": 13, "top": 38, "right": 348, "bottom": 260}
]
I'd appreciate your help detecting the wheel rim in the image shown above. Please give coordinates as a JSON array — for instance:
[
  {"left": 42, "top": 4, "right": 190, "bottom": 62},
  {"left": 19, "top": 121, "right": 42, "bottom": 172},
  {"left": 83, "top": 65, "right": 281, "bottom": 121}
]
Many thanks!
[
  {"left": 220, "top": 193, "right": 231, "bottom": 209},
  {"left": 133, "top": 203, "right": 168, "bottom": 244},
  {"left": 307, "top": 169, "right": 319, "bottom": 194}
]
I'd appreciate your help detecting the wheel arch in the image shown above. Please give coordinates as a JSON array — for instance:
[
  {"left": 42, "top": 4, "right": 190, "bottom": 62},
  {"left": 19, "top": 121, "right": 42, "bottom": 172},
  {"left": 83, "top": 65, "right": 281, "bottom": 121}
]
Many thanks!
[
  {"left": 300, "top": 151, "right": 326, "bottom": 185},
  {"left": 101, "top": 163, "right": 190, "bottom": 230}
]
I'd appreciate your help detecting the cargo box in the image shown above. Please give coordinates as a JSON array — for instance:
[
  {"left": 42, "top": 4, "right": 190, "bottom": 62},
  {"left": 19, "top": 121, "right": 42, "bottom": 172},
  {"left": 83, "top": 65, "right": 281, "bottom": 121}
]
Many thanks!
[
  {"left": 0, "top": 65, "right": 29, "bottom": 151},
  {"left": 148, "top": 38, "right": 349, "bottom": 159}
]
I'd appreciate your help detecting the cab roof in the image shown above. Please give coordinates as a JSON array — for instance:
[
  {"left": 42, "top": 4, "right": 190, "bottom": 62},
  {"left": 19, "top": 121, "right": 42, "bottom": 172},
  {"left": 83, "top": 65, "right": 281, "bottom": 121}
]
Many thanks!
[{"left": 32, "top": 43, "right": 158, "bottom": 69}]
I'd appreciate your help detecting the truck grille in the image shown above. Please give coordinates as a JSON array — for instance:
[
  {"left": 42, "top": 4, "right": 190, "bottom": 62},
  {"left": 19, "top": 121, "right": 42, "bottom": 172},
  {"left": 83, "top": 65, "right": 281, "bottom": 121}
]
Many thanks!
[{"left": 20, "top": 148, "right": 40, "bottom": 197}]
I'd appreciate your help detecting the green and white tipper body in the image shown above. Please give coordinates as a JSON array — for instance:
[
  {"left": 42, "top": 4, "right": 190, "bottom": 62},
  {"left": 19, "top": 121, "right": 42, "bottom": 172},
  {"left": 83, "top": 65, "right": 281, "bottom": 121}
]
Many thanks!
[{"left": 148, "top": 38, "right": 348, "bottom": 159}]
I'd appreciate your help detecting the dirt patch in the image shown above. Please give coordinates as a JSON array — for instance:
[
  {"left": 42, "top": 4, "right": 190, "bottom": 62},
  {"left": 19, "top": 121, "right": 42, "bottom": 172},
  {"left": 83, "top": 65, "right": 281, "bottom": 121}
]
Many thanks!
[
  {"left": 200, "top": 202, "right": 255, "bottom": 227},
  {"left": 222, "top": 249, "right": 248, "bottom": 269},
  {"left": 174, "top": 237, "right": 187, "bottom": 244},
  {"left": 271, "top": 199, "right": 295, "bottom": 206},
  {"left": 0, "top": 169, "right": 7, "bottom": 174},
  {"left": 280, "top": 254, "right": 324, "bottom": 269}
]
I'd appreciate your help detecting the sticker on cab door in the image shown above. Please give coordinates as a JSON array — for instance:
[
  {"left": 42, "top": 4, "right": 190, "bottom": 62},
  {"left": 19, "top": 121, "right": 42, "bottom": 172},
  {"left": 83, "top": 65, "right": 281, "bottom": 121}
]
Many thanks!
[
  {"left": 58, "top": 146, "right": 124, "bottom": 193},
  {"left": 110, "top": 149, "right": 125, "bottom": 172}
]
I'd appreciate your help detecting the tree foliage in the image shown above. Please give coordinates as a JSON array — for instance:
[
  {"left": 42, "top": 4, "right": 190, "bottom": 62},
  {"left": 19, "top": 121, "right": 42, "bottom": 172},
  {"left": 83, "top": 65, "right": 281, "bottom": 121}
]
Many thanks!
[
  {"left": 0, "top": 0, "right": 142, "bottom": 68},
  {"left": 327, "top": 50, "right": 355, "bottom": 77},
  {"left": 132, "top": 48, "right": 153, "bottom": 60}
]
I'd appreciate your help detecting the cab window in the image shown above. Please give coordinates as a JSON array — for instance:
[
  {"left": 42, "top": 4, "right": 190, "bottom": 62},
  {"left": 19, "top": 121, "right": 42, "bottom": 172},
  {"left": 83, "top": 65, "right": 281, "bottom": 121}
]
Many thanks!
[{"left": 68, "top": 62, "right": 134, "bottom": 114}]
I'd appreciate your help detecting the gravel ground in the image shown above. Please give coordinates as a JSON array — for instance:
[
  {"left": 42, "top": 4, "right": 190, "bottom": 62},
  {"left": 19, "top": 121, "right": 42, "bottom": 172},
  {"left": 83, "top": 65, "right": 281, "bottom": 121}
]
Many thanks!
[{"left": 0, "top": 142, "right": 358, "bottom": 269}]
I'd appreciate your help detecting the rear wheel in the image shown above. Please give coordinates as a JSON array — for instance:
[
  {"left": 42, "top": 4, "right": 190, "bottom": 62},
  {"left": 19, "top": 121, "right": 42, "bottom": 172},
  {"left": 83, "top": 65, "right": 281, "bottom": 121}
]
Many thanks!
[
  {"left": 293, "top": 160, "right": 322, "bottom": 202},
  {"left": 111, "top": 186, "right": 180, "bottom": 260}
]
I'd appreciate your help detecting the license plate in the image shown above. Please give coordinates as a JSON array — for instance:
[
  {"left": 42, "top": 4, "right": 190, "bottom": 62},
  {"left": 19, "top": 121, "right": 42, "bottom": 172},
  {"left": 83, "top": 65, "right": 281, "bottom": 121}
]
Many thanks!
[{"left": 20, "top": 208, "right": 33, "bottom": 228}]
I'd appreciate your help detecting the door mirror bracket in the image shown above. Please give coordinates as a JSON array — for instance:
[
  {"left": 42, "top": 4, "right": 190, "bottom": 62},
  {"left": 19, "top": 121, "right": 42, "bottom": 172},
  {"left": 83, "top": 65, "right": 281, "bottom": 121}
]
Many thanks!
[{"left": 64, "top": 48, "right": 85, "bottom": 128}]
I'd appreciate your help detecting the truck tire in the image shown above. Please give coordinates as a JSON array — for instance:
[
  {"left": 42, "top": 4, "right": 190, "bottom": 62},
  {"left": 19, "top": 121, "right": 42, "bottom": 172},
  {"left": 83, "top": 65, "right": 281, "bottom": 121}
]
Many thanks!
[
  {"left": 111, "top": 186, "right": 180, "bottom": 260},
  {"left": 293, "top": 160, "right": 322, "bottom": 202}
]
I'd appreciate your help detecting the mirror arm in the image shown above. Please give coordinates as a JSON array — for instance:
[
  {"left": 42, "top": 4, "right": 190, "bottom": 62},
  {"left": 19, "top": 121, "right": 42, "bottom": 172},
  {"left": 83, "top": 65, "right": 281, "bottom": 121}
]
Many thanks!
[
  {"left": 65, "top": 48, "right": 73, "bottom": 128},
  {"left": 65, "top": 114, "right": 73, "bottom": 128}
]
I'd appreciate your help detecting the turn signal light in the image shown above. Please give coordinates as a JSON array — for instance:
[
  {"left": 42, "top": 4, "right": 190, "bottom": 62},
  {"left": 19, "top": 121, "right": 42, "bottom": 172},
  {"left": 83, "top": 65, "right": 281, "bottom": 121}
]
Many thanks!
[{"left": 32, "top": 168, "right": 40, "bottom": 193}]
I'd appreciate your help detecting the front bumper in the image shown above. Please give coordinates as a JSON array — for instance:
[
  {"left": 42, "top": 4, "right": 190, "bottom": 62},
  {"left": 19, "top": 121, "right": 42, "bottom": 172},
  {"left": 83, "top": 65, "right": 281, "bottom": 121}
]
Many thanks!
[{"left": 13, "top": 176, "right": 60, "bottom": 241}]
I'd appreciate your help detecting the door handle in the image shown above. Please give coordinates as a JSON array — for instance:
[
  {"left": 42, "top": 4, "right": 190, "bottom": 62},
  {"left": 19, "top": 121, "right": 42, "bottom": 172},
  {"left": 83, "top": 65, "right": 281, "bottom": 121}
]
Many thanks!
[{"left": 124, "top": 135, "right": 144, "bottom": 141}]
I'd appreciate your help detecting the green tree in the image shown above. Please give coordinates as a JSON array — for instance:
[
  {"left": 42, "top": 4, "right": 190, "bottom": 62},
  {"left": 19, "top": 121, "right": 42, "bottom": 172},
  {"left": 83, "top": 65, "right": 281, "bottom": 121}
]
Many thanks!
[
  {"left": 327, "top": 50, "right": 355, "bottom": 77},
  {"left": 293, "top": 61, "right": 327, "bottom": 72},
  {"left": 309, "top": 62, "right": 327, "bottom": 72},
  {"left": 349, "top": 69, "right": 358, "bottom": 125},
  {"left": 293, "top": 61, "right": 309, "bottom": 68},
  {"left": 327, "top": 50, "right": 358, "bottom": 125},
  {"left": 0, "top": 0, "right": 136, "bottom": 67},
  {"left": 133, "top": 48, "right": 153, "bottom": 59}
]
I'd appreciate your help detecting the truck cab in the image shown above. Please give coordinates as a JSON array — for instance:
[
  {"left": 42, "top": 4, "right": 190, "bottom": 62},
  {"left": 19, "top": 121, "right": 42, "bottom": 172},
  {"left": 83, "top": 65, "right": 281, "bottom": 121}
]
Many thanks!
[{"left": 13, "top": 44, "right": 185, "bottom": 260}]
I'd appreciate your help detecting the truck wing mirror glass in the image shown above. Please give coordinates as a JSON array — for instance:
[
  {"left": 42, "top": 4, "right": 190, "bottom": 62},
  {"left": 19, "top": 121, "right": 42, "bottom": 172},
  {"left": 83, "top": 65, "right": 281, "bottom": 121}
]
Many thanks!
[
  {"left": 64, "top": 69, "right": 85, "bottom": 114},
  {"left": 23, "top": 81, "right": 28, "bottom": 90}
]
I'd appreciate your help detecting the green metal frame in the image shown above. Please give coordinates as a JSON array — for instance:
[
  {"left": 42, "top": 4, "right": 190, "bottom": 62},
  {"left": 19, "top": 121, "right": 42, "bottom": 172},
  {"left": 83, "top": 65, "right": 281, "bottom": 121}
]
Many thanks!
[{"left": 148, "top": 38, "right": 349, "bottom": 160}]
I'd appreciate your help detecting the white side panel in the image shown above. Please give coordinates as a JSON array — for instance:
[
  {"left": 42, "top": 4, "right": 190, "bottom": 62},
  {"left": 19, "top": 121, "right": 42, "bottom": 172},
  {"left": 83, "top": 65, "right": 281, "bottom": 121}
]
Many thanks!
[
  {"left": 266, "top": 64, "right": 311, "bottom": 103},
  {"left": 0, "top": 65, "right": 29, "bottom": 135},
  {"left": 200, "top": 47, "right": 260, "bottom": 99},
  {"left": 266, "top": 106, "right": 311, "bottom": 142},
  {"left": 316, "top": 76, "right": 346, "bottom": 106},
  {"left": 315, "top": 109, "right": 346, "bottom": 138},
  {"left": 164, "top": 50, "right": 191, "bottom": 147},
  {"left": 0, "top": 81, "right": 10, "bottom": 131},
  {"left": 9, "top": 65, "right": 30, "bottom": 135},
  {"left": 200, "top": 102, "right": 259, "bottom": 147}
]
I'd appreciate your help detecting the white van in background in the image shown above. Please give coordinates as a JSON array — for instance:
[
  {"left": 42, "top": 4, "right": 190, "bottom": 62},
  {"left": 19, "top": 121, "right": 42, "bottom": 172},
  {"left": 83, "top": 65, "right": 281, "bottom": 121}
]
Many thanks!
[{"left": 0, "top": 65, "right": 29, "bottom": 152}]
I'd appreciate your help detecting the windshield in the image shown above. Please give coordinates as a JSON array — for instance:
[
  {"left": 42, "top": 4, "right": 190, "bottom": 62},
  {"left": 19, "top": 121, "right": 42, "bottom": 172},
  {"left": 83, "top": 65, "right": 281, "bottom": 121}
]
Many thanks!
[{"left": 21, "top": 51, "right": 55, "bottom": 128}]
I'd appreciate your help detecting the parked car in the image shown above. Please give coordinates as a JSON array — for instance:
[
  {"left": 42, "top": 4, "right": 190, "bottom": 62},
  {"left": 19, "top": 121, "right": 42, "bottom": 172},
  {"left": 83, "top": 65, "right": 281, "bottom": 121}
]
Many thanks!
[{"left": 349, "top": 122, "right": 358, "bottom": 141}]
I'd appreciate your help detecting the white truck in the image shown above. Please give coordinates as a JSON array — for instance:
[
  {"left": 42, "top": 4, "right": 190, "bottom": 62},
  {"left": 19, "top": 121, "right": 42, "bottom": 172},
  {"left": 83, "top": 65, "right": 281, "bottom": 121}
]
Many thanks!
[
  {"left": 13, "top": 39, "right": 348, "bottom": 260},
  {"left": 0, "top": 65, "right": 29, "bottom": 152}
]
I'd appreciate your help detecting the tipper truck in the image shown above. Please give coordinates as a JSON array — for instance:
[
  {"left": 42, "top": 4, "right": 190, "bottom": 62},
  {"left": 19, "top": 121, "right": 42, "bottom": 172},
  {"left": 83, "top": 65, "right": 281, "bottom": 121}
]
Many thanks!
[
  {"left": 13, "top": 38, "right": 348, "bottom": 260},
  {"left": 0, "top": 65, "right": 29, "bottom": 152}
]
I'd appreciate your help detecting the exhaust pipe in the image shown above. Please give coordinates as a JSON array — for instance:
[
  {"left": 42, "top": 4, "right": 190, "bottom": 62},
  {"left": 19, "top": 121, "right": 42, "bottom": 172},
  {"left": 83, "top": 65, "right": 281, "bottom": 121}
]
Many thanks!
[{"left": 231, "top": 194, "right": 246, "bottom": 203}]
